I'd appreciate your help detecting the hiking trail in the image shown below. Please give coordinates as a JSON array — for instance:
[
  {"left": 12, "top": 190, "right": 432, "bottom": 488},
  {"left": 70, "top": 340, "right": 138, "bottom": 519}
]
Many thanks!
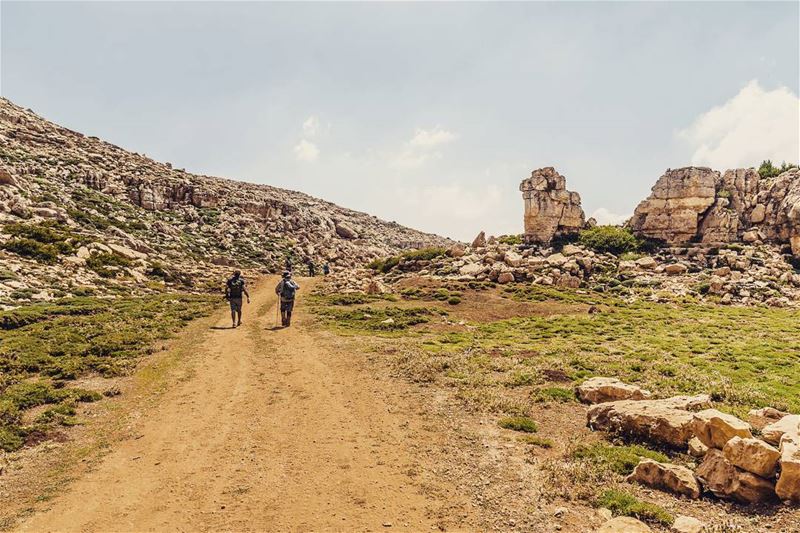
[{"left": 15, "top": 277, "right": 465, "bottom": 532}]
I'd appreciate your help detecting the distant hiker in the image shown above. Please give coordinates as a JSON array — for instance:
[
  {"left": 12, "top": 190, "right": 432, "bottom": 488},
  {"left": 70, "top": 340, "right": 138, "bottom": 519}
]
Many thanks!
[
  {"left": 225, "top": 270, "right": 250, "bottom": 328},
  {"left": 284, "top": 256, "right": 293, "bottom": 273},
  {"left": 275, "top": 271, "right": 300, "bottom": 327},
  {"left": 322, "top": 263, "right": 330, "bottom": 276},
  {"left": 308, "top": 261, "right": 316, "bottom": 277}
]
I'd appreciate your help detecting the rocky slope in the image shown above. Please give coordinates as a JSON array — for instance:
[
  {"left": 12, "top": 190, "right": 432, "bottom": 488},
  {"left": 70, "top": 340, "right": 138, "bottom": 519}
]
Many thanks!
[{"left": 0, "top": 98, "right": 450, "bottom": 308}]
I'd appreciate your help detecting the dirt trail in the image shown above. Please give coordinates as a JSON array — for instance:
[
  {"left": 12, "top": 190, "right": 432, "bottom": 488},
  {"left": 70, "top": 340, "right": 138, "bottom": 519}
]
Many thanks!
[{"left": 16, "top": 278, "right": 465, "bottom": 533}]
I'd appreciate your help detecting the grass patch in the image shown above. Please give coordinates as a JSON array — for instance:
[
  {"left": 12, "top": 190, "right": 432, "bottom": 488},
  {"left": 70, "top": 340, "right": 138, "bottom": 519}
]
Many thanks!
[
  {"left": 573, "top": 442, "right": 669, "bottom": 475},
  {"left": 533, "top": 386, "right": 576, "bottom": 403},
  {"left": 368, "top": 247, "right": 449, "bottom": 273},
  {"left": 0, "top": 293, "right": 215, "bottom": 451},
  {"left": 498, "top": 416, "right": 538, "bottom": 433},
  {"left": 518, "top": 435, "right": 553, "bottom": 448},
  {"left": 317, "top": 305, "right": 441, "bottom": 332},
  {"left": 85, "top": 252, "right": 133, "bottom": 277},
  {"left": 596, "top": 489, "right": 673, "bottom": 526}
]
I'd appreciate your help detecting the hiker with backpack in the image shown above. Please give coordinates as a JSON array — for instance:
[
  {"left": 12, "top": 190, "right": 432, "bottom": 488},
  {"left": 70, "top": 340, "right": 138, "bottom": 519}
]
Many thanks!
[
  {"left": 275, "top": 271, "right": 300, "bottom": 327},
  {"left": 224, "top": 270, "right": 250, "bottom": 328}
]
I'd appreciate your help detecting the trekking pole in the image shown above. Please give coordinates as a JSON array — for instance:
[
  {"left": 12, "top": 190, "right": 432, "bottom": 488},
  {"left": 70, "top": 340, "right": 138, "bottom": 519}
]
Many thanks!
[{"left": 276, "top": 299, "right": 280, "bottom": 328}]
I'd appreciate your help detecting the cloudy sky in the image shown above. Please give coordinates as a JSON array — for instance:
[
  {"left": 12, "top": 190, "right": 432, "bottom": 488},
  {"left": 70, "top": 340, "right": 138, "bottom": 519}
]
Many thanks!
[{"left": 2, "top": 1, "right": 798, "bottom": 241}]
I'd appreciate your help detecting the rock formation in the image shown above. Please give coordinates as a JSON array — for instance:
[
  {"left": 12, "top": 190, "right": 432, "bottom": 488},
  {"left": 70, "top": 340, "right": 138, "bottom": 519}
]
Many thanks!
[
  {"left": 630, "top": 166, "right": 800, "bottom": 251},
  {"left": 519, "top": 167, "right": 585, "bottom": 244}
]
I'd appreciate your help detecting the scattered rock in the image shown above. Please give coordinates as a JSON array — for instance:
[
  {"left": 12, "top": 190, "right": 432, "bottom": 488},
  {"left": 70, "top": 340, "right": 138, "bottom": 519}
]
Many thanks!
[
  {"left": 722, "top": 436, "right": 780, "bottom": 478},
  {"left": 691, "top": 409, "right": 752, "bottom": 449},
  {"left": 471, "top": 231, "right": 486, "bottom": 248},
  {"left": 597, "top": 516, "right": 651, "bottom": 533},
  {"left": 775, "top": 433, "right": 800, "bottom": 503},
  {"left": 671, "top": 515, "right": 704, "bottom": 533},
  {"left": 626, "top": 458, "right": 701, "bottom": 499},
  {"left": 665, "top": 263, "right": 688, "bottom": 276},
  {"left": 497, "top": 271, "right": 515, "bottom": 284},
  {"left": 576, "top": 377, "right": 652, "bottom": 404},
  {"left": 761, "top": 414, "right": 800, "bottom": 445},
  {"left": 688, "top": 437, "right": 708, "bottom": 458}
]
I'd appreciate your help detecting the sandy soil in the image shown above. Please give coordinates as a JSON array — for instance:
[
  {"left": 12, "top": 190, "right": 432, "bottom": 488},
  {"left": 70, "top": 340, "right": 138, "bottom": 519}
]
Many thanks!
[{"left": 13, "top": 277, "right": 473, "bottom": 533}]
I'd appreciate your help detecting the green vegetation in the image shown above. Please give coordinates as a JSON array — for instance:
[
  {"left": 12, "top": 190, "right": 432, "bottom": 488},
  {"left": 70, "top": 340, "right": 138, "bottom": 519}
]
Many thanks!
[
  {"left": 532, "top": 386, "right": 575, "bottom": 403},
  {"left": 0, "top": 294, "right": 215, "bottom": 451},
  {"left": 400, "top": 286, "right": 463, "bottom": 304},
  {"left": 1, "top": 221, "right": 86, "bottom": 264},
  {"left": 758, "top": 160, "right": 798, "bottom": 179},
  {"left": 498, "top": 416, "right": 538, "bottom": 433},
  {"left": 368, "top": 247, "right": 449, "bottom": 273},
  {"left": 573, "top": 442, "right": 669, "bottom": 475},
  {"left": 85, "top": 252, "right": 133, "bottom": 277},
  {"left": 518, "top": 435, "right": 553, "bottom": 448},
  {"left": 498, "top": 234, "right": 523, "bottom": 245},
  {"left": 596, "top": 489, "right": 673, "bottom": 526},
  {"left": 316, "top": 305, "right": 442, "bottom": 332},
  {"left": 578, "top": 226, "right": 638, "bottom": 255}
]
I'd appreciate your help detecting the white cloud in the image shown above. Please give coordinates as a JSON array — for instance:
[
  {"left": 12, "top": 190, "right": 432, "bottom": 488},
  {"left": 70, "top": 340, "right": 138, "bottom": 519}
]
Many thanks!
[
  {"left": 302, "top": 115, "right": 321, "bottom": 137},
  {"left": 590, "top": 207, "right": 631, "bottom": 226},
  {"left": 293, "top": 139, "right": 319, "bottom": 162},
  {"left": 679, "top": 80, "right": 800, "bottom": 169},
  {"left": 395, "top": 183, "right": 503, "bottom": 219},
  {"left": 409, "top": 126, "right": 457, "bottom": 148}
]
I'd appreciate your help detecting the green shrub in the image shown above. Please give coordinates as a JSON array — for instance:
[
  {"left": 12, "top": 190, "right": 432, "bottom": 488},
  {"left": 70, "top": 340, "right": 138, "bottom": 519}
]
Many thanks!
[
  {"left": 573, "top": 442, "right": 668, "bottom": 475},
  {"left": 85, "top": 252, "right": 132, "bottom": 277},
  {"left": 2, "top": 238, "right": 62, "bottom": 264},
  {"left": 368, "top": 247, "right": 448, "bottom": 273},
  {"left": 596, "top": 489, "right": 673, "bottom": 526},
  {"left": 447, "top": 296, "right": 461, "bottom": 305},
  {"left": 498, "top": 234, "right": 523, "bottom": 245},
  {"left": 518, "top": 435, "right": 553, "bottom": 448},
  {"left": 498, "top": 416, "right": 538, "bottom": 433},
  {"left": 533, "top": 386, "right": 575, "bottom": 403},
  {"left": 1, "top": 222, "right": 82, "bottom": 263},
  {"left": 758, "top": 160, "right": 798, "bottom": 179},
  {"left": 579, "top": 226, "right": 638, "bottom": 255}
]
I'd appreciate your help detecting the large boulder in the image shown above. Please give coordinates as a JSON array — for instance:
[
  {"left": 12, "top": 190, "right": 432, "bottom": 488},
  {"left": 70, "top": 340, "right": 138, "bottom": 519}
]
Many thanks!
[
  {"left": 519, "top": 167, "right": 585, "bottom": 244},
  {"left": 587, "top": 396, "right": 711, "bottom": 448},
  {"left": 626, "top": 459, "right": 701, "bottom": 499},
  {"left": 776, "top": 433, "right": 800, "bottom": 503},
  {"left": 471, "top": 231, "right": 486, "bottom": 248},
  {"left": 695, "top": 449, "right": 777, "bottom": 504},
  {"left": 690, "top": 409, "right": 752, "bottom": 449},
  {"left": 762, "top": 414, "right": 800, "bottom": 445},
  {"left": 576, "top": 377, "right": 652, "bottom": 404},
  {"left": 722, "top": 437, "right": 780, "bottom": 478},
  {"left": 334, "top": 221, "right": 358, "bottom": 239}
]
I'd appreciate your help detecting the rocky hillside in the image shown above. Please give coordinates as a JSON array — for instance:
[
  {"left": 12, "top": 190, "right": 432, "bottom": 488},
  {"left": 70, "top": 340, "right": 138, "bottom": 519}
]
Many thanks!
[{"left": 0, "top": 98, "right": 450, "bottom": 308}]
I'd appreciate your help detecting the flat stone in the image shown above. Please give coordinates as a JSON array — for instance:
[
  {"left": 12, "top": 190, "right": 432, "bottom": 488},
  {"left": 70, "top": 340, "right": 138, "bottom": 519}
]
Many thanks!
[
  {"left": 597, "top": 517, "right": 651, "bottom": 533},
  {"left": 688, "top": 437, "right": 708, "bottom": 458},
  {"left": 626, "top": 458, "right": 701, "bottom": 499},
  {"left": 748, "top": 407, "right": 789, "bottom": 431},
  {"left": 762, "top": 414, "right": 800, "bottom": 445},
  {"left": 576, "top": 377, "right": 652, "bottom": 404},
  {"left": 671, "top": 515, "right": 704, "bottom": 533}
]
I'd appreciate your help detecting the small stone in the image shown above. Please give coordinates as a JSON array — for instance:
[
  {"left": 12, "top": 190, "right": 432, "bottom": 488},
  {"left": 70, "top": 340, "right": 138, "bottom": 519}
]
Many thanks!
[
  {"left": 576, "top": 377, "right": 651, "bottom": 404},
  {"left": 553, "top": 507, "right": 567, "bottom": 517},
  {"left": 688, "top": 437, "right": 708, "bottom": 458},
  {"left": 597, "top": 517, "right": 651, "bottom": 533},
  {"left": 671, "top": 515, "right": 704, "bottom": 533}
]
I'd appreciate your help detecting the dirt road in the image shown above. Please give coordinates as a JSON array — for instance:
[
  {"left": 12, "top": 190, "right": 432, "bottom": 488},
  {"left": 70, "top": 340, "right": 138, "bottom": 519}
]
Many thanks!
[{"left": 16, "top": 278, "right": 466, "bottom": 532}]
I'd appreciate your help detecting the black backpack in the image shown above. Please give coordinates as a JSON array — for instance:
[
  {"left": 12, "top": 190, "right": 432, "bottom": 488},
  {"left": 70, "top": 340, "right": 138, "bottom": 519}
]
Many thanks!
[
  {"left": 280, "top": 280, "right": 297, "bottom": 300},
  {"left": 228, "top": 278, "right": 245, "bottom": 298}
]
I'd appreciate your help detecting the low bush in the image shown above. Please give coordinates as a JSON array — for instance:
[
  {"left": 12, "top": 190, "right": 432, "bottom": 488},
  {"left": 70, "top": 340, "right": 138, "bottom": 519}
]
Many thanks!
[
  {"left": 578, "top": 226, "right": 639, "bottom": 255},
  {"left": 85, "top": 252, "right": 132, "bottom": 277},
  {"left": 572, "top": 442, "right": 668, "bottom": 475},
  {"left": 498, "top": 416, "right": 538, "bottom": 433},
  {"left": 596, "top": 489, "right": 673, "bottom": 526},
  {"left": 758, "top": 160, "right": 798, "bottom": 179}
]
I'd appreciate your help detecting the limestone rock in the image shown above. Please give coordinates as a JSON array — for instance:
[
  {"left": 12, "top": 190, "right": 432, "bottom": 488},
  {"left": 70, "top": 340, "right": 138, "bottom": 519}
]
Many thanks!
[
  {"left": 597, "top": 517, "right": 651, "bottom": 533},
  {"left": 775, "top": 433, "right": 800, "bottom": 503},
  {"left": 0, "top": 166, "right": 14, "bottom": 186},
  {"left": 688, "top": 437, "right": 708, "bottom": 458},
  {"left": 635, "top": 256, "right": 657, "bottom": 270},
  {"left": 762, "top": 414, "right": 800, "bottom": 445},
  {"left": 334, "top": 221, "right": 358, "bottom": 239},
  {"left": 626, "top": 458, "right": 701, "bottom": 499},
  {"left": 722, "top": 436, "right": 780, "bottom": 478},
  {"left": 576, "top": 377, "right": 652, "bottom": 404},
  {"left": 519, "top": 167, "right": 585, "bottom": 244},
  {"left": 695, "top": 449, "right": 777, "bottom": 504},
  {"left": 691, "top": 409, "right": 752, "bottom": 449},
  {"left": 459, "top": 262, "right": 484, "bottom": 276},
  {"left": 471, "top": 231, "right": 486, "bottom": 248},
  {"left": 587, "top": 397, "right": 711, "bottom": 448},
  {"left": 497, "top": 271, "right": 514, "bottom": 284},
  {"left": 671, "top": 516, "right": 704, "bottom": 533},
  {"left": 665, "top": 263, "right": 688, "bottom": 276}
]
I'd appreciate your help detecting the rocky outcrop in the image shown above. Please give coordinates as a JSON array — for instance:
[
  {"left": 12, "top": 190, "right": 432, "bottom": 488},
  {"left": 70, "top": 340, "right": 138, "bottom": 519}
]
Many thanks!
[
  {"left": 519, "top": 167, "right": 585, "bottom": 244},
  {"left": 722, "top": 437, "right": 780, "bottom": 479},
  {"left": 695, "top": 449, "right": 777, "bottom": 504},
  {"left": 631, "top": 166, "right": 800, "bottom": 250},
  {"left": 776, "top": 433, "right": 800, "bottom": 503}
]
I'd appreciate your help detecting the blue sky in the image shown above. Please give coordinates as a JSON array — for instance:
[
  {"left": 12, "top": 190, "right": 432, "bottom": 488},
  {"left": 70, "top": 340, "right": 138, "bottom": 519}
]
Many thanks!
[{"left": 2, "top": 1, "right": 798, "bottom": 241}]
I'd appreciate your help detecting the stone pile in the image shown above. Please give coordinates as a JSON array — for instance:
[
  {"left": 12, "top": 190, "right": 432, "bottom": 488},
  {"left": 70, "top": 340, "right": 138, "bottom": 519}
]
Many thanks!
[
  {"left": 0, "top": 98, "right": 450, "bottom": 307},
  {"left": 581, "top": 377, "right": 800, "bottom": 505}
]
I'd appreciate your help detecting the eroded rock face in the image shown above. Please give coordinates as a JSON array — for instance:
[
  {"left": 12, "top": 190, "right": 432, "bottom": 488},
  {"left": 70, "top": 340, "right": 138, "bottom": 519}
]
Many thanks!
[
  {"left": 626, "top": 459, "right": 701, "bottom": 499},
  {"left": 695, "top": 449, "right": 777, "bottom": 504},
  {"left": 630, "top": 166, "right": 800, "bottom": 250},
  {"left": 576, "top": 377, "right": 652, "bottom": 404},
  {"left": 520, "top": 167, "right": 585, "bottom": 244},
  {"left": 776, "top": 433, "right": 800, "bottom": 503}
]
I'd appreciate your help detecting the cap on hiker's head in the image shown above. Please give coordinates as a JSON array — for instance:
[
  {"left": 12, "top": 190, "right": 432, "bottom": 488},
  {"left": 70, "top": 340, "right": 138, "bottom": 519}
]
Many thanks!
[
  {"left": 233, "top": 270, "right": 241, "bottom": 276},
  {"left": 282, "top": 271, "right": 291, "bottom": 278}
]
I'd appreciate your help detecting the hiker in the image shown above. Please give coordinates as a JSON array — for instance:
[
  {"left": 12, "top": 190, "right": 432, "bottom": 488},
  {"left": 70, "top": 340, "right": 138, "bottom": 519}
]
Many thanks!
[
  {"left": 284, "top": 255, "right": 293, "bottom": 273},
  {"left": 307, "top": 260, "right": 316, "bottom": 277},
  {"left": 322, "top": 263, "right": 330, "bottom": 276},
  {"left": 275, "top": 271, "right": 300, "bottom": 327},
  {"left": 224, "top": 270, "right": 250, "bottom": 328}
]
